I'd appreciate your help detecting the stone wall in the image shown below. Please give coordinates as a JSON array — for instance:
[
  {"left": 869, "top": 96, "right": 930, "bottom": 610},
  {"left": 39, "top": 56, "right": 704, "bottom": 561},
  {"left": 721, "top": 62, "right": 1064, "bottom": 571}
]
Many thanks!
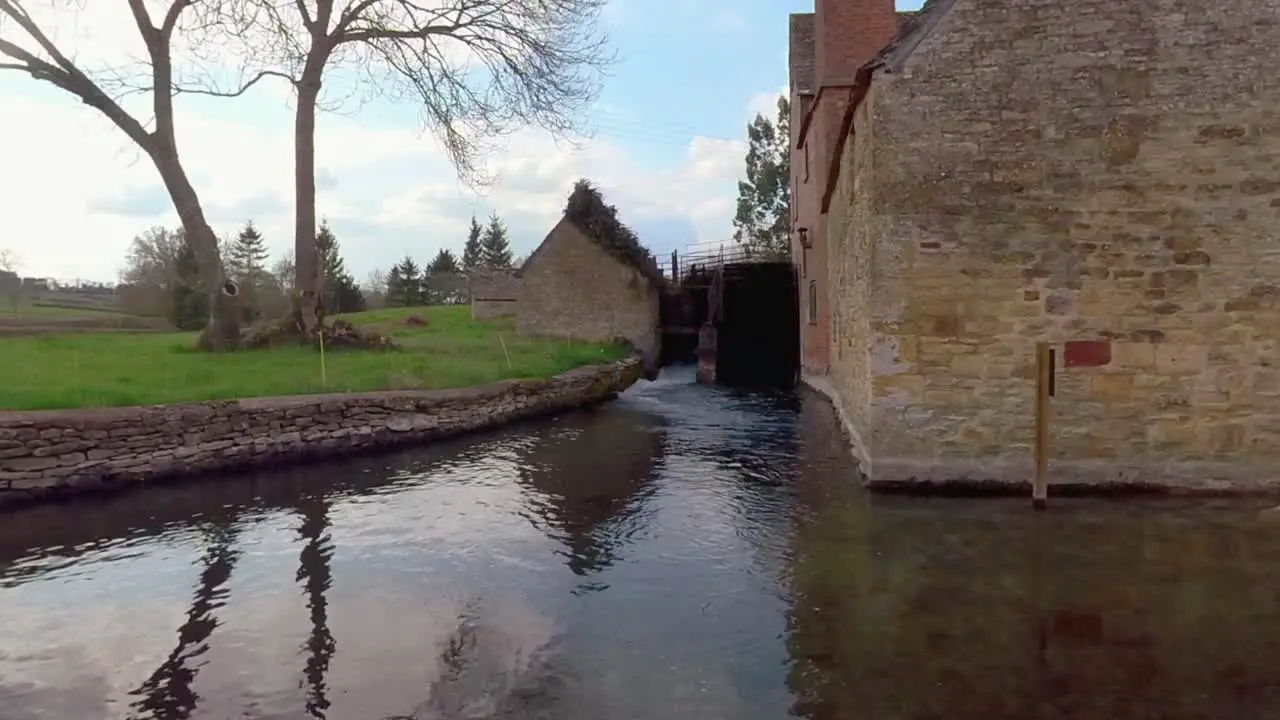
[
  {"left": 518, "top": 217, "right": 659, "bottom": 354},
  {"left": 825, "top": 0, "right": 1280, "bottom": 492},
  {"left": 0, "top": 357, "right": 643, "bottom": 508},
  {"left": 472, "top": 298, "right": 518, "bottom": 320}
]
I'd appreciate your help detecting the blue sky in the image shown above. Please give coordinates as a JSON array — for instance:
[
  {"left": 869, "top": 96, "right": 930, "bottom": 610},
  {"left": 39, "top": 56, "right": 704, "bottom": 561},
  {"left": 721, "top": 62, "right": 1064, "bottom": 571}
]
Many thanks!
[{"left": 0, "top": 0, "right": 925, "bottom": 282}]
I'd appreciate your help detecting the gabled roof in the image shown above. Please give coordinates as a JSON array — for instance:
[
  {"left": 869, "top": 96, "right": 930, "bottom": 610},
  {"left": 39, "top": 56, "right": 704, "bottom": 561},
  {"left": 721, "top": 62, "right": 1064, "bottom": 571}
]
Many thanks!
[
  {"left": 519, "top": 215, "right": 664, "bottom": 289},
  {"left": 878, "top": 0, "right": 957, "bottom": 74},
  {"left": 789, "top": 14, "right": 816, "bottom": 94}
]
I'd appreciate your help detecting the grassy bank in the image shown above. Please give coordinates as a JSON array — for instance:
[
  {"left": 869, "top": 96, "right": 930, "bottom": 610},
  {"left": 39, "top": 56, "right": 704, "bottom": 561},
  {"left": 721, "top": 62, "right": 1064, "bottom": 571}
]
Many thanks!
[{"left": 0, "top": 306, "right": 628, "bottom": 410}]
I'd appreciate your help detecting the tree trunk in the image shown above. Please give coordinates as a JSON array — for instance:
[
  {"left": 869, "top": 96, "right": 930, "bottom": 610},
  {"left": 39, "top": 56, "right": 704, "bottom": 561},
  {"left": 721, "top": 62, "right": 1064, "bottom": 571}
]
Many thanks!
[
  {"left": 294, "top": 72, "right": 324, "bottom": 337},
  {"left": 150, "top": 147, "right": 241, "bottom": 350}
]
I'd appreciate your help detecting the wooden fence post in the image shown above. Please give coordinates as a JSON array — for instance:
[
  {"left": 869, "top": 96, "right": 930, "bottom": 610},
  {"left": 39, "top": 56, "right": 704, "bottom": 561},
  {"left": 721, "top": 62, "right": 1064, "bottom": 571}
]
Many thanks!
[{"left": 1033, "top": 342, "right": 1053, "bottom": 509}]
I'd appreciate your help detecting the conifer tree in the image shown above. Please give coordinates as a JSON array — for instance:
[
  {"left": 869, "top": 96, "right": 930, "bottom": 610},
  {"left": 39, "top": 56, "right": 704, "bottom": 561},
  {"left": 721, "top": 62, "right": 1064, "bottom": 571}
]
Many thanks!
[
  {"left": 423, "top": 248, "right": 461, "bottom": 304},
  {"left": 387, "top": 256, "right": 422, "bottom": 306},
  {"left": 316, "top": 220, "right": 366, "bottom": 314},
  {"left": 480, "top": 212, "right": 514, "bottom": 268},
  {"left": 227, "top": 221, "right": 271, "bottom": 321},
  {"left": 172, "top": 233, "right": 208, "bottom": 330},
  {"left": 462, "top": 215, "right": 484, "bottom": 271}
]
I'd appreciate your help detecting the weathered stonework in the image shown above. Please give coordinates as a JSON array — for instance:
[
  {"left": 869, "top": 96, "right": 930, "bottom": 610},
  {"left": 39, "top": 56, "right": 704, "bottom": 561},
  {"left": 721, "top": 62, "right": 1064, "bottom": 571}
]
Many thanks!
[
  {"left": 821, "top": 0, "right": 1280, "bottom": 493},
  {"left": 0, "top": 357, "right": 643, "bottom": 509},
  {"left": 471, "top": 298, "right": 518, "bottom": 320},
  {"left": 518, "top": 216, "right": 660, "bottom": 358}
]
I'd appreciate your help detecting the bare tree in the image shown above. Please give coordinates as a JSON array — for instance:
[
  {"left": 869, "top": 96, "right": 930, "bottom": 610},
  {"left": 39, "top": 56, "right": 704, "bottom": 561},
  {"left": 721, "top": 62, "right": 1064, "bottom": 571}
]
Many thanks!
[
  {"left": 204, "top": 0, "right": 613, "bottom": 337},
  {"left": 120, "top": 226, "right": 183, "bottom": 287},
  {"left": 118, "top": 226, "right": 186, "bottom": 317},
  {"left": 363, "top": 267, "right": 387, "bottom": 308},
  {"left": 0, "top": 248, "right": 19, "bottom": 316},
  {"left": 0, "top": 0, "right": 245, "bottom": 349},
  {"left": 271, "top": 249, "right": 296, "bottom": 294}
]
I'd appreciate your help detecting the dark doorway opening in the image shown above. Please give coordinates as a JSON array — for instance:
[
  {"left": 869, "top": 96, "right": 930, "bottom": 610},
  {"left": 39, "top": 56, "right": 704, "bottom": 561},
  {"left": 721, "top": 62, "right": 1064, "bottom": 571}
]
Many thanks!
[{"left": 716, "top": 262, "right": 799, "bottom": 389}]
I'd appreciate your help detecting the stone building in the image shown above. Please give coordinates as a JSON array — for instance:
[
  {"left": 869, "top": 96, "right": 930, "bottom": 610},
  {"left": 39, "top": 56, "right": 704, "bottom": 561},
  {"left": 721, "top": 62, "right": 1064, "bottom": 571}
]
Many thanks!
[
  {"left": 468, "top": 269, "right": 519, "bottom": 320},
  {"left": 793, "top": 0, "right": 1280, "bottom": 490},
  {"left": 516, "top": 214, "right": 662, "bottom": 358}
]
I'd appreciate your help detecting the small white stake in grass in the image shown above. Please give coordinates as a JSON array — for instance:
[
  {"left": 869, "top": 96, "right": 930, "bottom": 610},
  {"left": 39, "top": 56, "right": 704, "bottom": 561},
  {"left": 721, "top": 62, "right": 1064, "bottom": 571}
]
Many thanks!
[{"left": 499, "top": 333, "right": 513, "bottom": 369}]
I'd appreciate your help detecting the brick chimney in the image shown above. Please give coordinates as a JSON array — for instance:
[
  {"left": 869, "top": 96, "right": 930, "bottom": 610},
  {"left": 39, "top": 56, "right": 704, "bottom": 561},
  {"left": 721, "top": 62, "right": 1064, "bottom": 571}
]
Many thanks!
[
  {"left": 814, "top": 0, "right": 898, "bottom": 85},
  {"left": 809, "top": 0, "right": 898, "bottom": 213}
]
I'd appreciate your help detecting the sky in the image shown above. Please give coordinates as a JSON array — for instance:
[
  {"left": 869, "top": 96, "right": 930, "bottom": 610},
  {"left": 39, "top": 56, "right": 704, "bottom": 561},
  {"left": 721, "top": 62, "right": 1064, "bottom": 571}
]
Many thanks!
[{"left": 0, "top": 0, "right": 924, "bottom": 285}]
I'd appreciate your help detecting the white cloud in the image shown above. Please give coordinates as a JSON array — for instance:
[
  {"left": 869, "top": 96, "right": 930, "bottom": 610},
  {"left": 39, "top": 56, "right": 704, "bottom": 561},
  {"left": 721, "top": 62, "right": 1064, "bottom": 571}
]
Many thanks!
[
  {"left": 0, "top": 4, "right": 762, "bottom": 283},
  {"left": 746, "top": 86, "right": 789, "bottom": 121}
]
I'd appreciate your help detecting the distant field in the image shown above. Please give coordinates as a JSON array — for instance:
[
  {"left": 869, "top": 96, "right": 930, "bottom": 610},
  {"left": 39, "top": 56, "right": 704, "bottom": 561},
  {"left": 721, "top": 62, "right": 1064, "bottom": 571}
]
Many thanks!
[
  {"left": 0, "top": 291, "right": 167, "bottom": 332},
  {"left": 0, "top": 305, "right": 627, "bottom": 410}
]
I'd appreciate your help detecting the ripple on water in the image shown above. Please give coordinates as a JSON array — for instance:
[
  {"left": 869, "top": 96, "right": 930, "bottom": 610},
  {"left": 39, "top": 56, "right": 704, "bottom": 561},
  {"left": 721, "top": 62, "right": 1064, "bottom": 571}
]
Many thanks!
[{"left": 8, "top": 370, "right": 1280, "bottom": 718}]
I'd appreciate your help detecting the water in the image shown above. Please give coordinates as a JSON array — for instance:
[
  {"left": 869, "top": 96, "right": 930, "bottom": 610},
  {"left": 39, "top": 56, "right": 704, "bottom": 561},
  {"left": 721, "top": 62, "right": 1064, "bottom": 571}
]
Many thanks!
[{"left": 3, "top": 366, "right": 1280, "bottom": 719}]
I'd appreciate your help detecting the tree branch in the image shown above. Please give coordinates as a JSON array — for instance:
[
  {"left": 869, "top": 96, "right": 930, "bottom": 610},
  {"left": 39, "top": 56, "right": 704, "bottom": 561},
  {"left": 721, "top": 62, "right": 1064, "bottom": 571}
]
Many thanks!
[
  {"left": 0, "top": 23, "right": 154, "bottom": 150},
  {"left": 295, "top": 0, "right": 315, "bottom": 30},
  {"left": 174, "top": 68, "right": 298, "bottom": 96},
  {"left": 162, "top": 0, "right": 199, "bottom": 38}
]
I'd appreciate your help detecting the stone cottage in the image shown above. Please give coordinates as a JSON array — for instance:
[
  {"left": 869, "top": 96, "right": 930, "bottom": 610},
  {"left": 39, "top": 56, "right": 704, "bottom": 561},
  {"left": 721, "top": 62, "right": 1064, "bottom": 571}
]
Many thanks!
[
  {"left": 517, "top": 181, "right": 663, "bottom": 361},
  {"left": 468, "top": 268, "right": 519, "bottom": 320},
  {"left": 792, "top": 0, "right": 1280, "bottom": 490}
]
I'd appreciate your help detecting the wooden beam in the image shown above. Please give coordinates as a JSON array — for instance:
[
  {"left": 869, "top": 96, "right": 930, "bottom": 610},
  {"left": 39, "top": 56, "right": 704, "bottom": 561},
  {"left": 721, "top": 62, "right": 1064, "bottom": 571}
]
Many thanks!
[{"left": 1033, "top": 342, "right": 1053, "bottom": 509}]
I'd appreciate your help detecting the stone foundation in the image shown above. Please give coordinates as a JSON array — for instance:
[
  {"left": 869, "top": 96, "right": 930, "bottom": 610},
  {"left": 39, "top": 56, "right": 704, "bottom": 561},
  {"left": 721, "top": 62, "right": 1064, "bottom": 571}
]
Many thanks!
[
  {"left": 0, "top": 357, "right": 643, "bottom": 509},
  {"left": 802, "top": 374, "right": 1280, "bottom": 497}
]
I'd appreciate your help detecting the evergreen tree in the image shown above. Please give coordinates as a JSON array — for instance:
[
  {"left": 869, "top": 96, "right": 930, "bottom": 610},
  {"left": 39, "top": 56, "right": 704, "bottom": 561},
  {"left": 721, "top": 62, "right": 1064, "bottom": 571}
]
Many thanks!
[
  {"left": 462, "top": 215, "right": 483, "bottom": 270},
  {"left": 227, "top": 220, "right": 271, "bottom": 321},
  {"left": 479, "top": 212, "right": 513, "bottom": 268},
  {"left": 732, "top": 94, "right": 791, "bottom": 257},
  {"left": 316, "top": 220, "right": 366, "bottom": 314},
  {"left": 172, "top": 232, "right": 208, "bottom": 331},
  {"left": 422, "top": 248, "right": 460, "bottom": 304},
  {"left": 385, "top": 264, "right": 405, "bottom": 306},
  {"left": 386, "top": 256, "right": 422, "bottom": 306},
  {"left": 427, "top": 248, "right": 459, "bottom": 274}
]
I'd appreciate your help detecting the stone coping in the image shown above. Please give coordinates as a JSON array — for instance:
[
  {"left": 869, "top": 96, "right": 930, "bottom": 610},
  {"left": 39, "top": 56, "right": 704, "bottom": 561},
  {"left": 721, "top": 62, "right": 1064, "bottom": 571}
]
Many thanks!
[{"left": 0, "top": 356, "right": 643, "bottom": 510}]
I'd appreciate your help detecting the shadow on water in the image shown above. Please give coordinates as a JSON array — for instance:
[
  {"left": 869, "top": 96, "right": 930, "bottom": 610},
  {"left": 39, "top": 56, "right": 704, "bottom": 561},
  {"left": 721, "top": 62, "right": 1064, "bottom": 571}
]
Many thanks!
[{"left": 5, "top": 366, "right": 1280, "bottom": 718}]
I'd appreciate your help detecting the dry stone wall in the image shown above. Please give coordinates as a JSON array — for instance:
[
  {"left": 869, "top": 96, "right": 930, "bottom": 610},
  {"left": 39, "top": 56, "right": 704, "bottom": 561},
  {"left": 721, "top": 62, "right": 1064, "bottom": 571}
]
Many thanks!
[{"left": 0, "top": 357, "right": 642, "bottom": 508}]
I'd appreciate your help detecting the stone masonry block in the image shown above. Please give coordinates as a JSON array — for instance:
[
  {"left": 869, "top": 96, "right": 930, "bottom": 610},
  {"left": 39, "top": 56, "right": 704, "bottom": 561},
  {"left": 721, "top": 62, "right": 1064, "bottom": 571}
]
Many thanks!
[
  {"left": 1088, "top": 374, "right": 1134, "bottom": 402},
  {"left": 1110, "top": 342, "right": 1156, "bottom": 369},
  {"left": 1156, "top": 344, "right": 1209, "bottom": 376}
]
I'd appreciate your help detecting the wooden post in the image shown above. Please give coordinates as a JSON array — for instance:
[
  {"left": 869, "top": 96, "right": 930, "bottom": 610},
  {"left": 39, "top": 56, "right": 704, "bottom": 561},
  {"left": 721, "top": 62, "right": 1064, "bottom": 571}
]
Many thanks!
[{"left": 1033, "top": 342, "right": 1052, "bottom": 509}]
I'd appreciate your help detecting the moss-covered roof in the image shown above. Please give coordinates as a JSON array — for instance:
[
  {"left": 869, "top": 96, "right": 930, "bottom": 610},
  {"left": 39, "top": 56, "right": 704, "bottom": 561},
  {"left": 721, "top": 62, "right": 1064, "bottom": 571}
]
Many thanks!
[{"left": 562, "top": 179, "right": 663, "bottom": 285}]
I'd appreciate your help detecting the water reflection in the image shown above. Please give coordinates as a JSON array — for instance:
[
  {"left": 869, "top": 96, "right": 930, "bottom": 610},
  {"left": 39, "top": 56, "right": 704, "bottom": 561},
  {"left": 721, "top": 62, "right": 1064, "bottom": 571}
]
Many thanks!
[
  {"left": 6, "top": 369, "right": 1280, "bottom": 718},
  {"left": 294, "top": 492, "right": 335, "bottom": 718},
  {"left": 785, "top": 490, "right": 1280, "bottom": 719},
  {"left": 514, "top": 408, "right": 661, "bottom": 581},
  {"left": 126, "top": 522, "right": 240, "bottom": 719}
]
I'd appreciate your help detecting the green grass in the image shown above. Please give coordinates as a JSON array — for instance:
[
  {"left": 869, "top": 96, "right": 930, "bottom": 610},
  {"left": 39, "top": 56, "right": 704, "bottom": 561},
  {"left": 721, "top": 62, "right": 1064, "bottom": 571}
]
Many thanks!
[{"left": 0, "top": 306, "right": 628, "bottom": 410}]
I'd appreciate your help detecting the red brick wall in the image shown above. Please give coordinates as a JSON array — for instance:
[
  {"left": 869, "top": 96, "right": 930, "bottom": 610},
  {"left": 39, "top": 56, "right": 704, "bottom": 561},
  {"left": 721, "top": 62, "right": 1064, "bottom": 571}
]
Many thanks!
[
  {"left": 792, "top": 93, "right": 828, "bottom": 375},
  {"left": 799, "top": 0, "right": 898, "bottom": 377},
  {"left": 814, "top": 0, "right": 898, "bottom": 84}
]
